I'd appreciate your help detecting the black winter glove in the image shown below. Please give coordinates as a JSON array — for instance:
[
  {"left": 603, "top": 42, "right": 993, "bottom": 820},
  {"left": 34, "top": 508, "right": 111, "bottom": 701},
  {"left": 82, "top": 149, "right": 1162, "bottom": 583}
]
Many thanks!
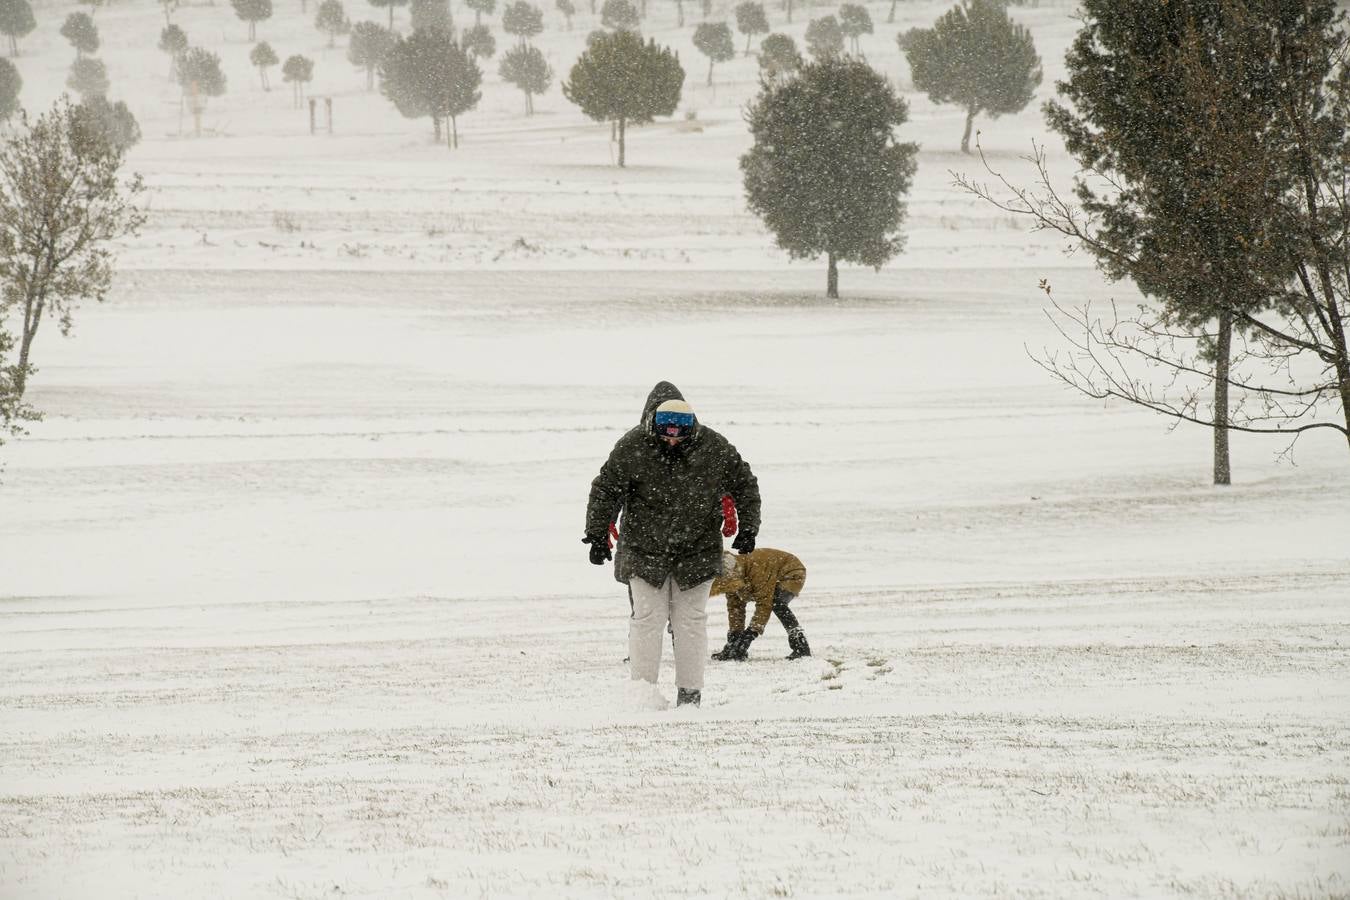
[
  {"left": 732, "top": 530, "right": 757, "bottom": 554},
  {"left": 582, "top": 535, "right": 612, "bottom": 565}
]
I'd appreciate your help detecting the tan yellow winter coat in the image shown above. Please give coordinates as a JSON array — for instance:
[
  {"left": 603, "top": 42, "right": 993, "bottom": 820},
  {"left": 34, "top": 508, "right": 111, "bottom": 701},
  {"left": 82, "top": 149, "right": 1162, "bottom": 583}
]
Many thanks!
[{"left": 709, "top": 547, "right": 807, "bottom": 634}]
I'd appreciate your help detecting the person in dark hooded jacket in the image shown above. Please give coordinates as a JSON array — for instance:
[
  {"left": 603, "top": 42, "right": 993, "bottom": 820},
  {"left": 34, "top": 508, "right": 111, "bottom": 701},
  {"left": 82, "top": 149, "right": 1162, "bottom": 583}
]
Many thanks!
[{"left": 584, "top": 382, "right": 761, "bottom": 707}]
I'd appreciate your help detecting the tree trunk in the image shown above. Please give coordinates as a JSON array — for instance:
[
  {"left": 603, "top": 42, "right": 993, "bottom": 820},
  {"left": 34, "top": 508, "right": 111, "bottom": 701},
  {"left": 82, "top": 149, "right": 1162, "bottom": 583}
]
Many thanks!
[
  {"left": 388, "top": 4, "right": 393, "bottom": 27},
  {"left": 1212, "top": 310, "right": 1232, "bottom": 486},
  {"left": 15, "top": 290, "right": 42, "bottom": 400},
  {"left": 617, "top": 115, "right": 625, "bottom": 167},
  {"left": 887, "top": 0, "right": 895, "bottom": 23},
  {"left": 249, "top": 20, "right": 255, "bottom": 40},
  {"left": 432, "top": 115, "right": 441, "bottom": 142},
  {"left": 451, "top": 115, "right": 458, "bottom": 149},
  {"left": 785, "top": 0, "right": 791, "bottom": 24},
  {"left": 676, "top": 0, "right": 682, "bottom": 26},
  {"left": 826, "top": 252, "right": 838, "bottom": 299},
  {"left": 744, "top": 34, "right": 750, "bottom": 55},
  {"left": 706, "top": 58, "right": 713, "bottom": 86},
  {"left": 960, "top": 106, "right": 976, "bottom": 154},
  {"left": 367, "top": 65, "right": 374, "bottom": 90}
]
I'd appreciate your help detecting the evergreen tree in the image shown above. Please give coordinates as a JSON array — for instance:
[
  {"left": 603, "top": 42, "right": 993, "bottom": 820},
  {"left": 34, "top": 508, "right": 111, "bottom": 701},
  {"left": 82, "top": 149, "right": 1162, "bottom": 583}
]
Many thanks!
[
  {"left": 837, "top": 3, "right": 870, "bottom": 55},
  {"left": 692, "top": 21, "right": 732, "bottom": 86},
  {"left": 159, "top": 24, "right": 187, "bottom": 80},
  {"left": 410, "top": 0, "right": 451, "bottom": 30},
  {"left": 177, "top": 46, "right": 226, "bottom": 136},
  {"left": 250, "top": 40, "right": 279, "bottom": 89},
  {"left": 465, "top": 0, "right": 494, "bottom": 25},
  {"left": 460, "top": 22, "right": 495, "bottom": 58},
  {"left": 231, "top": 0, "right": 272, "bottom": 41},
  {"left": 0, "top": 57, "right": 19, "bottom": 123},
  {"left": 60, "top": 12, "right": 99, "bottom": 58},
  {"left": 904, "top": 0, "right": 1041, "bottom": 153},
  {"left": 379, "top": 27, "right": 481, "bottom": 147},
  {"left": 72, "top": 95, "right": 140, "bottom": 152},
  {"left": 0, "top": 0, "right": 36, "bottom": 57},
  {"left": 348, "top": 21, "right": 394, "bottom": 88},
  {"left": 499, "top": 43, "right": 550, "bottom": 113},
  {"left": 555, "top": 0, "right": 573, "bottom": 30},
  {"left": 67, "top": 57, "right": 109, "bottom": 98},
  {"left": 757, "top": 32, "right": 799, "bottom": 81},
  {"left": 599, "top": 0, "right": 637, "bottom": 32},
  {"left": 501, "top": 1, "right": 542, "bottom": 45},
  {"left": 964, "top": 0, "right": 1350, "bottom": 468},
  {"left": 367, "top": 0, "right": 407, "bottom": 29},
  {"left": 741, "top": 57, "right": 918, "bottom": 298},
  {"left": 316, "top": 0, "right": 350, "bottom": 45},
  {"left": 803, "top": 15, "right": 842, "bottom": 59},
  {"left": 563, "top": 30, "right": 683, "bottom": 166},
  {"left": 733, "top": 2, "right": 766, "bottom": 55},
  {"left": 281, "top": 54, "right": 314, "bottom": 107}
]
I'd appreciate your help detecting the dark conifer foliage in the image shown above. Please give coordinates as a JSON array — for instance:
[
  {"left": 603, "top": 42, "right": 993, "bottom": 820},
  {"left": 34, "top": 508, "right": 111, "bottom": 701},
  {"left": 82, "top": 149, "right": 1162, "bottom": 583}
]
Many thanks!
[
  {"left": 499, "top": 43, "right": 551, "bottom": 113},
  {"left": 316, "top": 0, "right": 350, "bottom": 46},
  {"left": 465, "top": 0, "right": 494, "bottom": 26},
  {"left": 0, "top": 57, "right": 19, "bottom": 122},
  {"left": 159, "top": 24, "right": 187, "bottom": 79},
  {"left": 692, "top": 21, "right": 732, "bottom": 86},
  {"left": 904, "top": 0, "right": 1041, "bottom": 153},
  {"left": 803, "top": 15, "right": 842, "bottom": 60},
  {"left": 367, "top": 0, "right": 408, "bottom": 30},
  {"left": 502, "top": 1, "right": 543, "bottom": 45},
  {"left": 282, "top": 54, "right": 314, "bottom": 107},
  {"left": 563, "top": 30, "right": 683, "bottom": 166},
  {"left": 72, "top": 95, "right": 141, "bottom": 152},
  {"left": 733, "top": 2, "right": 767, "bottom": 55},
  {"left": 0, "top": 0, "right": 36, "bottom": 57},
  {"left": 66, "top": 56, "right": 108, "bottom": 98},
  {"left": 60, "top": 12, "right": 99, "bottom": 58},
  {"left": 410, "top": 0, "right": 451, "bottom": 30},
  {"left": 460, "top": 22, "right": 495, "bottom": 58},
  {"left": 349, "top": 22, "right": 394, "bottom": 88},
  {"left": 837, "top": 3, "right": 870, "bottom": 55},
  {"left": 741, "top": 57, "right": 918, "bottom": 298},
  {"left": 599, "top": 0, "right": 638, "bottom": 32},
  {"left": 757, "top": 32, "right": 800, "bottom": 81},
  {"left": 250, "top": 40, "right": 279, "bottom": 89},
  {"left": 380, "top": 27, "right": 482, "bottom": 147},
  {"left": 231, "top": 0, "right": 272, "bottom": 41}
]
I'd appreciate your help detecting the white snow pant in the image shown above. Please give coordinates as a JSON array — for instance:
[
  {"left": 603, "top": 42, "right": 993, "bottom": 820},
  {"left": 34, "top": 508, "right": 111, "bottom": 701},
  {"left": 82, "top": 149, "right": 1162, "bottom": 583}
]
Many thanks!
[{"left": 628, "top": 575, "right": 712, "bottom": 691}]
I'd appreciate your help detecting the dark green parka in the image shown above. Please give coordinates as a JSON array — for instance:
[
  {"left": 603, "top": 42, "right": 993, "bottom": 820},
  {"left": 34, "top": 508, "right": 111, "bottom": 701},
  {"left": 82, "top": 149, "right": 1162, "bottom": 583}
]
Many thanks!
[{"left": 586, "top": 382, "right": 761, "bottom": 590}]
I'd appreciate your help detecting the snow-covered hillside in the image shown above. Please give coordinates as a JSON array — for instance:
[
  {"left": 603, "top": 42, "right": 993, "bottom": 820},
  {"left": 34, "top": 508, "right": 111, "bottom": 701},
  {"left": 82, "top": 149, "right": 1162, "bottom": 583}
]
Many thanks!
[{"left": 2, "top": 0, "right": 1348, "bottom": 897}]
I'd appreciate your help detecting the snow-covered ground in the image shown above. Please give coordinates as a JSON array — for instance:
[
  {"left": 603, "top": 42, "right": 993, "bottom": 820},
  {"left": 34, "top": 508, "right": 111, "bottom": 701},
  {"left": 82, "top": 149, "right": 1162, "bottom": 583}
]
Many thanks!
[{"left": 3, "top": 0, "right": 1349, "bottom": 897}]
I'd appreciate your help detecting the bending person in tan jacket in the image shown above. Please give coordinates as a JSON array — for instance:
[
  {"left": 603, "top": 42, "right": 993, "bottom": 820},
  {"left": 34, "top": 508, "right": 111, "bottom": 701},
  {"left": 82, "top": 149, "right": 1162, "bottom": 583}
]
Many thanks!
[{"left": 709, "top": 548, "right": 811, "bottom": 661}]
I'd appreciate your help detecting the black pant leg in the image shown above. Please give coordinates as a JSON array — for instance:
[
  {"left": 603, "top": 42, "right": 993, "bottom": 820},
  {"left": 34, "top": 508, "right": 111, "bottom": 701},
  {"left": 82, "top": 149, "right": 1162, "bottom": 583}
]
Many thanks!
[{"left": 772, "top": 588, "right": 800, "bottom": 631}]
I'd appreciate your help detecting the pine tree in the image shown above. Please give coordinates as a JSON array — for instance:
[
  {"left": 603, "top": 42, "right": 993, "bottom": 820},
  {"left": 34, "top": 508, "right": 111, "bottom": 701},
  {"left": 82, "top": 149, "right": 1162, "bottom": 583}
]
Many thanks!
[
  {"left": 231, "top": 0, "right": 272, "bottom": 41},
  {"left": 803, "top": 15, "right": 842, "bottom": 59},
  {"left": 499, "top": 43, "right": 550, "bottom": 113},
  {"left": 0, "top": 57, "right": 19, "bottom": 123},
  {"left": 316, "top": 0, "right": 350, "bottom": 46},
  {"left": 281, "top": 54, "right": 314, "bottom": 107},
  {"left": 837, "top": 3, "right": 870, "bottom": 55},
  {"left": 555, "top": 0, "right": 574, "bottom": 30},
  {"left": 348, "top": 21, "right": 393, "bottom": 88},
  {"left": 461, "top": 23, "right": 496, "bottom": 59},
  {"left": 0, "top": 0, "right": 36, "bottom": 57},
  {"left": 60, "top": 12, "right": 99, "bottom": 58},
  {"left": 733, "top": 2, "right": 766, "bottom": 55},
  {"left": 757, "top": 32, "right": 799, "bottom": 81},
  {"left": 159, "top": 24, "right": 187, "bottom": 80},
  {"left": 367, "top": 0, "right": 407, "bottom": 29},
  {"left": 177, "top": 46, "right": 226, "bottom": 136},
  {"left": 67, "top": 57, "right": 109, "bottom": 98},
  {"left": 250, "top": 40, "right": 279, "bottom": 89},
  {"left": 904, "top": 0, "right": 1041, "bottom": 153},
  {"left": 599, "top": 0, "right": 637, "bottom": 31},
  {"left": 410, "top": 0, "right": 451, "bottom": 30},
  {"left": 741, "top": 57, "right": 918, "bottom": 298},
  {"left": 465, "top": 0, "right": 494, "bottom": 25},
  {"left": 379, "top": 27, "right": 481, "bottom": 147},
  {"left": 692, "top": 21, "right": 732, "bottom": 86},
  {"left": 563, "top": 30, "right": 683, "bottom": 166},
  {"left": 501, "top": 0, "right": 542, "bottom": 45},
  {"left": 72, "top": 95, "right": 140, "bottom": 152}
]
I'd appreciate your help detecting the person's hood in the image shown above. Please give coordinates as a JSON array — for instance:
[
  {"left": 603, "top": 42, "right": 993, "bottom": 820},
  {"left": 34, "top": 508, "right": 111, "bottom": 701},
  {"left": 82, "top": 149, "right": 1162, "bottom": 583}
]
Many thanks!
[{"left": 639, "top": 382, "right": 699, "bottom": 441}]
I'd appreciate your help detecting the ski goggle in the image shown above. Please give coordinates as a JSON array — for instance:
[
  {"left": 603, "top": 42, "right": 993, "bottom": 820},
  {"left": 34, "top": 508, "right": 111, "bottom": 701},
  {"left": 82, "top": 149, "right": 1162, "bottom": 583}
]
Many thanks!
[{"left": 653, "top": 411, "right": 695, "bottom": 439}]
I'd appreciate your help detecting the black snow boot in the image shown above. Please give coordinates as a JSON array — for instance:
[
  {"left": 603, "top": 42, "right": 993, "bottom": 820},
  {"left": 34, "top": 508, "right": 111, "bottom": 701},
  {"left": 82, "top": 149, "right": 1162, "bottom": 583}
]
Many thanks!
[
  {"left": 711, "top": 630, "right": 745, "bottom": 661},
  {"left": 676, "top": 688, "right": 701, "bottom": 707},
  {"left": 729, "top": 629, "right": 757, "bottom": 661},
  {"left": 785, "top": 627, "right": 811, "bottom": 660}
]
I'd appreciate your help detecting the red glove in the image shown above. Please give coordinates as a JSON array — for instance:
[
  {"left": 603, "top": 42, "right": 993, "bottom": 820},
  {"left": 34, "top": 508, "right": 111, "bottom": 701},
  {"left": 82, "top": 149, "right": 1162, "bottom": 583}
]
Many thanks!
[{"left": 721, "top": 495, "right": 737, "bottom": 538}]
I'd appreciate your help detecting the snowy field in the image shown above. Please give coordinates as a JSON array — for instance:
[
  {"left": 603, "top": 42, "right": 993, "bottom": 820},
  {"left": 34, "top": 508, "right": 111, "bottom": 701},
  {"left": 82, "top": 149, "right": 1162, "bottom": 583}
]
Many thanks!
[{"left": 3, "top": 0, "right": 1350, "bottom": 897}]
